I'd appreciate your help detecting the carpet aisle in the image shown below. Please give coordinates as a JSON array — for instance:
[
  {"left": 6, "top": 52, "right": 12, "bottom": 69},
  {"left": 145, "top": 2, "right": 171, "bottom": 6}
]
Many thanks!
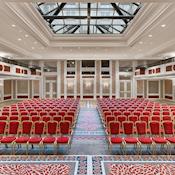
[{"left": 69, "top": 107, "right": 109, "bottom": 155}]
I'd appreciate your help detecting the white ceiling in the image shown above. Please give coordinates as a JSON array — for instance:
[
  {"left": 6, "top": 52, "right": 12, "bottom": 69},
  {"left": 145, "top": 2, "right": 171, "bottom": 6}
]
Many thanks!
[{"left": 0, "top": 0, "right": 175, "bottom": 61}]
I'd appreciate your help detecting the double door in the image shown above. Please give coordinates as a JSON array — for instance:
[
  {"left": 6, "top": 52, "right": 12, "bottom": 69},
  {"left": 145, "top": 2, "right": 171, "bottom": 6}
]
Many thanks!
[
  {"left": 119, "top": 80, "right": 131, "bottom": 98},
  {"left": 45, "top": 81, "right": 57, "bottom": 98}
]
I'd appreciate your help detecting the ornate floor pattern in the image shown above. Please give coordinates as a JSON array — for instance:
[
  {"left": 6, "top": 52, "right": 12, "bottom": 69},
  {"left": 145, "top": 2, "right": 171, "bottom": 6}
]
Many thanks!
[
  {"left": 69, "top": 107, "right": 108, "bottom": 155},
  {"left": 0, "top": 155, "right": 175, "bottom": 175}
]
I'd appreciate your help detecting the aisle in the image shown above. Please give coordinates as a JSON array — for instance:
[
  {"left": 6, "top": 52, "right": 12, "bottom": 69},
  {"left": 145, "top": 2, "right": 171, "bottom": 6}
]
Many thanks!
[{"left": 69, "top": 107, "right": 109, "bottom": 155}]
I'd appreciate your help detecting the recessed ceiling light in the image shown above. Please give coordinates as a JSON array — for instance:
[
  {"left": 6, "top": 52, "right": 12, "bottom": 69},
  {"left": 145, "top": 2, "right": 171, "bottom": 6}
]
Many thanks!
[
  {"left": 12, "top": 24, "right": 16, "bottom": 27},
  {"left": 148, "top": 34, "right": 152, "bottom": 38},
  {"left": 161, "top": 24, "right": 166, "bottom": 28},
  {"left": 25, "top": 34, "right": 29, "bottom": 38},
  {"left": 18, "top": 38, "right": 22, "bottom": 41},
  {"left": 139, "top": 41, "right": 143, "bottom": 44}
]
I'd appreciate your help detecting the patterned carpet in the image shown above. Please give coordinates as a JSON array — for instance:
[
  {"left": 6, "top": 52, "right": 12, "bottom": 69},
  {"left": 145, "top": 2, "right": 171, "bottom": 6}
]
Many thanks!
[
  {"left": 69, "top": 107, "right": 108, "bottom": 155},
  {"left": 0, "top": 155, "right": 175, "bottom": 175}
]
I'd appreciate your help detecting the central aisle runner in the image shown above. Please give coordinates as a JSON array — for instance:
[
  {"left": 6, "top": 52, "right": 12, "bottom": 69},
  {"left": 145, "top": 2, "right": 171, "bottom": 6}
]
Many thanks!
[{"left": 69, "top": 107, "right": 109, "bottom": 155}]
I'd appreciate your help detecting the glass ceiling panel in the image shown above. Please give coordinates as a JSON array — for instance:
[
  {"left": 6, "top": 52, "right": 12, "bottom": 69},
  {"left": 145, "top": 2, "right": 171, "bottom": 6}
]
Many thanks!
[{"left": 36, "top": 2, "right": 142, "bottom": 35}]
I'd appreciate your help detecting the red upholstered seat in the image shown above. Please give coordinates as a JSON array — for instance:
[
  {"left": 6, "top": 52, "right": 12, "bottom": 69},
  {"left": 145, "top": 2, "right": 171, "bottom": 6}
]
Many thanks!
[
  {"left": 138, "top": 137, "right": 152, "bottom": 144},
  {"left": 1, "top": 136, "right": 16, "bottom": 143},
  {"left": 166, "top": 137, "right": 175, "bottom": 143},
  {"left": 28, "top": 137, "right": 42, "bottom": 143},
  {"left": 57, "top": 136, "right": 69, "bottom": 143},
  {"left": 110, "top": 137, "right": 122, "bottom": 144},
  {"left": 43, "top": 137, "right": 56, "bottom": 143},
  {"left": 152, "top": 137, "right": 167, "bottom": 143},
  {"left": 124, "top": 137, "right": 138, "bottom": 143},
  {"left": 15, "top": 136, "right": 30, "bottom": 143}
]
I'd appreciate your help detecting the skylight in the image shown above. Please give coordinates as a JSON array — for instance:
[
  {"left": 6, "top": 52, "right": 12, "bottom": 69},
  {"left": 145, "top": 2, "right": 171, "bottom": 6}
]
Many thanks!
[{"left": 36, "top": 2, "right": 142, "bottom": 35}]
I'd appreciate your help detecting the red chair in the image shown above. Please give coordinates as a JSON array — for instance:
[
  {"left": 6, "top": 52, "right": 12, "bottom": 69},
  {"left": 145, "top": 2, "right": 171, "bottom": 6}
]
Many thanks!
[
  {"left": 31, "top": 116, "right": 40, "bottom": 122},
  {"left": 0, "top": 115, "right": 8, "bottom": 121},
  {"left": 113, "top": 111, "right": 122, "bottom": 117},
  {"left": 21, "top": 116, "right": 30, "bottom": 122},
  {"left": 64, "top": 115, "right": 74, "bottom": 127},
  {"left": 135, "top": 121, "right": 153, "bottom": 154},
  {"left": 123, "top": 111, "right": 131, "bottom": 117},
  {"left": 133, "top": 111, "right": 141, "bottom": 117},
  {"left": 20, "top": 111, "right": 29, "bottom": 116},
  {"left": 39, "top": 111, "right": 48, "bottom": 117},
  {"left": 162, "top": 116, "right": 172, "bottom": 121},
  {"left": 107, "top": 121, "right": 123, "bottom": 152},
  {"left": 14, "top": 121, "right": 33, "bottom": 154},
  {"left": 30, "top": 111, "right": 38, "bottom": 116},
  {"left": 2, "top": 111, "right": 10, "bottom": 116},
  {"left": 49, "top": 111, "right": 57, "bottom": 117},
  {"left": 9, "top": 115, "right": 18, "bottom": 121},
  {"left": 42, "top": 121, "right": 58, "bottom": 154},
  {"left": 42, "top": 116, "right": 51, "bottom": 123},
  {"left": 140, "top": 116, "right": 149, "bottom": 126},
  {"left": 0, "top": 121, "right": 7, "bottom": 139},
  {"left": 128, "top": 115, "right": 138, "bottom": 124},
  {"left": 0, "top": 121, "right": 19, "bottom": 154},
  {"left": 152, "top": 111, "right": 160, "bottom": 116},
  {"left": 58, "top": 111, "right": 66, "bottom": 117},
  {"left": 142, "top": 111, "right": 151, "bottom": 116},
  {"left": 105, "top": 116, "right": 115, "bottom": 130},
  {"left": 151, "top": 116, "right": 160, "bottom": 122},
  {"left": 162, "top": 121, "right": 175, "bottom": 154},
  {"left": 28, "top": 121, "right": 45, "bottom": 153},
  {"left": 56, "top": 121, "right": 72, "bottom": 152},
  {"left": 163, "top": 111, "right": 170, "bottom": 116},
  {"left": 123, "top": 121, "right": 139, "bottom": 154},
  {"left": 150, "top": 121, "right": 168, "bottom": 154},
  {"left": 11, "top": 111, "right": 19, "bottom": 116}
]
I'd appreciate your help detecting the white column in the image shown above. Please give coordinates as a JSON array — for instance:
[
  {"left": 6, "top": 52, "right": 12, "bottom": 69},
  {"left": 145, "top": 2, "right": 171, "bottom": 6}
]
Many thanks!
[
  {"left": 109, "top": 60, "right": 112, "bottom": 99},
  {"left": 57, "top": 61, "right": 61, "bottom": 98},
  {"left": 74, "top": 61, "right": 77, "bottom": 98},
  {"left": 132, "top": 60, "right": 137, "bottom": 98},
  {"left": 100, "top": 61, "right": 102, "bottom": 98},
  {"left": 115, "top": 60, "right": 119, "bottom": 98},
  {"left": 80, "top": 61, "right": 83, "bottom": 100},
  {"left": 39, "top": 61, "right": 44, "bottom": 98},
  {"left": 94, "top": 61, "right": 97, "bottom": 99},
  {"left": 64, "top": 60, "right": 67, "bottom": 99}
]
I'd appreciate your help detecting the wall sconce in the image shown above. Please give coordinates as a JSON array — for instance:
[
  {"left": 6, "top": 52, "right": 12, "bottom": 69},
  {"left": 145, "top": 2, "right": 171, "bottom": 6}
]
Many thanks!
[
  {"left": 85, "top": 81, "right": 92, "bottom": 88},
  {"left": 103, "top": 81, "right": 109, "bottom": 88},
  {"left": 67, "top": 81, "right": 74, "bottom": 89}
]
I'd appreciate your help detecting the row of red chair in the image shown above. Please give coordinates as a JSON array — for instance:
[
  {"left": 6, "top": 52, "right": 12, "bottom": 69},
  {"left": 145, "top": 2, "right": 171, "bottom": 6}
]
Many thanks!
[
  {"left": 0, "top": 115, "right": 76, "bottom": 127},
  {"left": 0, "top": 98, "right": 80, "bottom": 154},
  {"left": 97, "top": 98, "right": 175, "bottom": 154},
  {"left": 107, "top": 120, "right": 175, "bottom": 154},
  {"left": 0, "top": 120, "right": 72, "bottom": 154}
]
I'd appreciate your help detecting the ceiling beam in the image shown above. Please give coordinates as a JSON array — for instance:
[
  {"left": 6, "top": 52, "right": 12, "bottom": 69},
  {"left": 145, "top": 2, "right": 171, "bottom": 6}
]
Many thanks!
[
  {"left": 63, "top": 25, "right": 77, "bottom": 34},
  {"left": 71, "top": 25, "right": 80, "bottom": 34},
  {"left": 87, "top": 3, "right": 91, "bottom": 34},
  {"left": 43, "top": 15, "right": 134, "bottom": 20},
  {"left": 96, "top": 25, "right": 105, "bottom": 34},
  {"left": 99, "top": 25, "right": 113, "bottom": 34},
  {"left": 54, "top": 25, "right": 69, "bottom": 33},
  {"left": 111, "top": 3, "right": 129, "bottom": 24},
  {"left": 48, "top": 3, "right": 66, "bottom": 24}
]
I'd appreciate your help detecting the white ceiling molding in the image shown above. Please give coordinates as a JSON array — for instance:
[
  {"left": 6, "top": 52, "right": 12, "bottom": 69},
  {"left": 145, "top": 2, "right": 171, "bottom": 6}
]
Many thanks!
[
  {"left": 0, "top": 36, "right": 40, "bottom": 58},
  {"left": 5, "top": 2, "right": 50, "bottom": 46},
  {"left": 127, "top": 3, "right": 171, "bottom": 46}
]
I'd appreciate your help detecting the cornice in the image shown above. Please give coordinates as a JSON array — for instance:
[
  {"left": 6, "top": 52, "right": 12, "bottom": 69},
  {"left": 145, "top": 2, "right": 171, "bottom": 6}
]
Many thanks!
[
  {"left": 127, "top": 3, "right": 172, "bottom": 46},
  {"left": 5, "top": 2, "right": 50, "bottom": 46}
]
